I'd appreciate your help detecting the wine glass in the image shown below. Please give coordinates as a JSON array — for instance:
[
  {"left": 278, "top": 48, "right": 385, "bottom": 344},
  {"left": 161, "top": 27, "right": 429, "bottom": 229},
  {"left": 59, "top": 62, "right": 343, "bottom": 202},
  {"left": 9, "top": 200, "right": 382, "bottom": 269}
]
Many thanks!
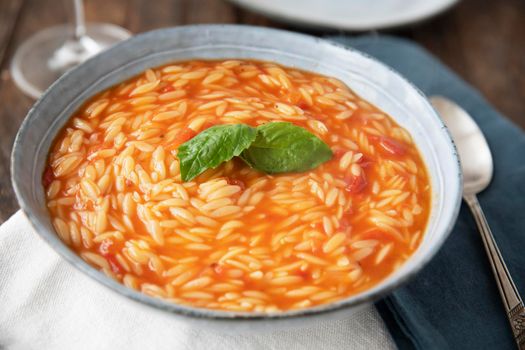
[{"left": 10, "top": 0, "right": 131, "bottom": 99}]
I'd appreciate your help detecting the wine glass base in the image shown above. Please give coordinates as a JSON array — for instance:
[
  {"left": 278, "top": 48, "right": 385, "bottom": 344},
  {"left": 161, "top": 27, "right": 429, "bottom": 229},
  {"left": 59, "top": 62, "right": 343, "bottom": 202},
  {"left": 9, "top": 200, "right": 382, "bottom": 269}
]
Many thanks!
[{"left": 11, "top": 23, "right": 131, "bottom": 99}]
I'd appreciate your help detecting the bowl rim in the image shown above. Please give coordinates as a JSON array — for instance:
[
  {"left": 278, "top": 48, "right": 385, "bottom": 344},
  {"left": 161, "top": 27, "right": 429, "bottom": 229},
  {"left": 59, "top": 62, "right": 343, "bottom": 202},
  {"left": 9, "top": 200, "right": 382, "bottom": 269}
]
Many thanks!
[{"left": 11, "top": 24, "right": 463, "bottom": 322}]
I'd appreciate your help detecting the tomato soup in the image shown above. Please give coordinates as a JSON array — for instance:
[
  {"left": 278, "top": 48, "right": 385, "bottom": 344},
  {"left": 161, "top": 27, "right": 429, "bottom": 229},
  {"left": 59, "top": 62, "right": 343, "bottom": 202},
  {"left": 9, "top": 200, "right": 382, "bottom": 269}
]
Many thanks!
[{"left": 44, "top": 60, "right": 430, "bottom": 312}]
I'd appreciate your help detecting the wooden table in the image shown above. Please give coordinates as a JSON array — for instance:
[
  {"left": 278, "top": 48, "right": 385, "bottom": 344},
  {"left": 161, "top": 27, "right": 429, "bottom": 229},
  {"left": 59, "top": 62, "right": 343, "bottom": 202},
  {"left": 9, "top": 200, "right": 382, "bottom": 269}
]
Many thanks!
[{"left": 0, "top": 0, "right": 523, "bottom": 223}]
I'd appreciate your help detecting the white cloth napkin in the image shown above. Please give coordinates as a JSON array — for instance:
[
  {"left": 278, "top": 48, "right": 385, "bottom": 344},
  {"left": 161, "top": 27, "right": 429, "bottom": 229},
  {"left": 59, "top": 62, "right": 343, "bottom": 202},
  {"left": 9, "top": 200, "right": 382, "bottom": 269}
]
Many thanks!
[{"left": 0, "top": 211, "right": 395, "bottom": 350}]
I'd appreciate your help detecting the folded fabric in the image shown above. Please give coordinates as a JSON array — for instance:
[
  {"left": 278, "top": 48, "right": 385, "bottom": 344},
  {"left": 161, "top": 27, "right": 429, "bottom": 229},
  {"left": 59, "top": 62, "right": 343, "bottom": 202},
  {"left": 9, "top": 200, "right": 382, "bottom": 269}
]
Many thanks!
[
  {"left": 0, "top": 210, "right": 394, "bottom": 349},
  {"left": 328, "top": 36, "right": 525, "bottom": 350}
]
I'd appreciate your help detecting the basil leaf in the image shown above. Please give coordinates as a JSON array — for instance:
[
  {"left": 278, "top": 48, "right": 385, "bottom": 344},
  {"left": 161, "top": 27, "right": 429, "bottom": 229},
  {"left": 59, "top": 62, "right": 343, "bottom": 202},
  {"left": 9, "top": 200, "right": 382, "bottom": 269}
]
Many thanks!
[
  {"left": 177, "top": 124, "right": 256, "bottom": 181},
  {"left": 241, "top": 122, "right": 333, "bottom": 173}
]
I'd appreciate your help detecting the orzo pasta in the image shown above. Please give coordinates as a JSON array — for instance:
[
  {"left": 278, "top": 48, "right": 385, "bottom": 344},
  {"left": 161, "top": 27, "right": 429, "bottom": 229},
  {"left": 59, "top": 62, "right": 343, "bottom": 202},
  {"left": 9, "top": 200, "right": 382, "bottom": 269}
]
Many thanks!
[{"left": 44, "top": 59, "right": 430, "bottom": 312}]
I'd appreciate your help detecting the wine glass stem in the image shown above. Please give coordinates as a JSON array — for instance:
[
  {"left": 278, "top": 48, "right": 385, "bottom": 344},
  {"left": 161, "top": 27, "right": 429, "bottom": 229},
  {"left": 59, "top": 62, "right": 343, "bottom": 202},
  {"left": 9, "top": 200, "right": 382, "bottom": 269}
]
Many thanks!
[{"left": 73, "top": 0, "right": 86, "bottom": 40}]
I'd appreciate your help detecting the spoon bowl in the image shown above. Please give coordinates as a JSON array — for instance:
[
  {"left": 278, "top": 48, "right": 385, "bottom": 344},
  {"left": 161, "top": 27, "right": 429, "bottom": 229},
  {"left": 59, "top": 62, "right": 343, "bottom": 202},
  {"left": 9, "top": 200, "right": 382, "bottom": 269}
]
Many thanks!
[{"left": 430, "top": 96, "right": 493, "bottom": 195}]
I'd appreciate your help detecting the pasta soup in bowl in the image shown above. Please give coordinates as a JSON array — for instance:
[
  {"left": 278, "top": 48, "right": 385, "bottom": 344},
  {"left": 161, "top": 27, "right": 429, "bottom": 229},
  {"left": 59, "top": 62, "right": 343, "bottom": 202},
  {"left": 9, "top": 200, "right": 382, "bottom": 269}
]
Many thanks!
[{"left": 12, "top": 25, "right": 461, "bottom": 330}]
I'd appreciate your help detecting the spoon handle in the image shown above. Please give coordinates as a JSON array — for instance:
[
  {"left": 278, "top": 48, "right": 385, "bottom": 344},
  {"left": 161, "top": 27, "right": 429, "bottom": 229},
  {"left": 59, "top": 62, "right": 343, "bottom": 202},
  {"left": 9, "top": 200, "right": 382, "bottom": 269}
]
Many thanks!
[{"left": 464, "top": 194, "right": 525, "bottom": 349}]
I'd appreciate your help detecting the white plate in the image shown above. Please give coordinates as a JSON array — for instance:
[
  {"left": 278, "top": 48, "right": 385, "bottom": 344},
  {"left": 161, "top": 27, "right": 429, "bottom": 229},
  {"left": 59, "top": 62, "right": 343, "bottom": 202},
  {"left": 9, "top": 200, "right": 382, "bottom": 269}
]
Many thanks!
[{"left": 228, "top": 0, "right": 459, "bottom": 30}]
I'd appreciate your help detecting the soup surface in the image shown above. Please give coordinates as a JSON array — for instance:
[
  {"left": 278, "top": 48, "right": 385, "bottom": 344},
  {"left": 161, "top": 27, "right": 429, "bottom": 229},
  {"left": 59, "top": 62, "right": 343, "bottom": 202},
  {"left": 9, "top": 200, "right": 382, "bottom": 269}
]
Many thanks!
[{"left": 45, "top": 60, "right": 430, "bottom": 312}]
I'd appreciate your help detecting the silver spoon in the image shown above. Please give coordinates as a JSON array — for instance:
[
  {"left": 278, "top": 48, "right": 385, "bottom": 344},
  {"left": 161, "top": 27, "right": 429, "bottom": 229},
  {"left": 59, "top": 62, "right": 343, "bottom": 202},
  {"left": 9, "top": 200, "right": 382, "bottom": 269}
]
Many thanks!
[{"left": 431, "top": 96, "right": 525, "bottom": 349}]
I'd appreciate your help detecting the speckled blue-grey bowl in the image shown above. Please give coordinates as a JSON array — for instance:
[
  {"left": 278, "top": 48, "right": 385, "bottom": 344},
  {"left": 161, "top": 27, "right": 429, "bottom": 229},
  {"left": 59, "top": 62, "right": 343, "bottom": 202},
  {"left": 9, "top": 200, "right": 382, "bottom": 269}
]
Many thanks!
[{"left": 11, "top": 25, "right": 462, "bottom": 331}]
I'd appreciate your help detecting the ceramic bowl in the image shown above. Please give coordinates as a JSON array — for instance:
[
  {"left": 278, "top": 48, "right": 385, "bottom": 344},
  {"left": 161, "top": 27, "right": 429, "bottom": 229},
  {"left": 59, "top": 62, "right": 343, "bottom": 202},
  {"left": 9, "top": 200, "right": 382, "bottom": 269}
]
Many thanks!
[{"left": 11, "top": 25, "right": 462, "bottom": 331}]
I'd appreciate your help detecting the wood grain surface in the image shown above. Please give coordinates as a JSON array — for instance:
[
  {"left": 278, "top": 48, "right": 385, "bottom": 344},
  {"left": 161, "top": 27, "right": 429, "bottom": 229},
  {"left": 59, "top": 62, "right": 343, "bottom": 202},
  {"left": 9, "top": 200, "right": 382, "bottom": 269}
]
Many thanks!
[{"left": 0, "top": 0, "right": 523, "bottom": 222}]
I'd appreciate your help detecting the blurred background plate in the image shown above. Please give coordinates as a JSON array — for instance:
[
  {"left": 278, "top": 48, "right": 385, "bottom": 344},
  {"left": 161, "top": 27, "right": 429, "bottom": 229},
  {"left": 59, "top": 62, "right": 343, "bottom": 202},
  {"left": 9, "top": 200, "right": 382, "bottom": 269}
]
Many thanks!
[{"left": 227, "top": 0, "right": 459, "bottom": 30}]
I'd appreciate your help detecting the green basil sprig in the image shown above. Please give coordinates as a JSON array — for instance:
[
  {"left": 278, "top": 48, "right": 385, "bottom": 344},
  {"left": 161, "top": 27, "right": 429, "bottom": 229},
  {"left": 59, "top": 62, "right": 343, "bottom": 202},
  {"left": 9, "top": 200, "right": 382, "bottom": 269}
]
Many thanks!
[
  {"left": 177, "top": 122, "right": 332, "bottom": 181},
  {"left": 240, "top": 122, "right": 333, "bottom": 174},
  {"left": 178, "top": 124, "right": 257, "bottom": 181}
]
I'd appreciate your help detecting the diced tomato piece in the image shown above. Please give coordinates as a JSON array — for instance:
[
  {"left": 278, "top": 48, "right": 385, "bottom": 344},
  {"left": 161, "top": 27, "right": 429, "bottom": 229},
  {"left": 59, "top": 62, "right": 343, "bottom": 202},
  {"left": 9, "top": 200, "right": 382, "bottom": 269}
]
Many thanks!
[
  {"left": 167, "top": 127, "right": 197, "bottom": 149},
  {"left": 106, "top": 254, "right": 122, "bottom": 274},
  {"left": 339, "top": 215, "right": 352, "bottom": 231},
  {"left": 297, "top": 100, "right": 311, "bottom": 110},
  {"left": 210, "top": 262, "right": 223, "bottom": 275},
  {"left": 345, "top": 173, "right": 368, "bottom": 194},
  {"left": 43, "top": 166, "right": 54, "bottom": 187},
  {"left": 358, "top": 155, "right": 373, "bottom": 168},
  {"left": 226, "top": 178, "right": 246, "bottom": 190},
  {"left": 378, "top": 136, "right": 406, "bottom": 156},
  {"left": 296, "top": 269, "right": 309, "bottom": 280},
  {"left": 361, "top": 229, "right": 391, "bottom": 241},
  {"left": 202, "top": 121, "right": 218, "bottom": 131},
  {"left": 333, "top": 148, "right": 346, "bottom": 159},
  {"left": 99, "top": 239, "right": 122, "bottom": 274},
  {"left": 161, "top": 85, "right": 174, "bottom": 93},
  {"left": 311, "top": 222, "right": 323, "bottom": 231},
  {"left": 99, "top": 239, "right": 115, "bottom": 256}
]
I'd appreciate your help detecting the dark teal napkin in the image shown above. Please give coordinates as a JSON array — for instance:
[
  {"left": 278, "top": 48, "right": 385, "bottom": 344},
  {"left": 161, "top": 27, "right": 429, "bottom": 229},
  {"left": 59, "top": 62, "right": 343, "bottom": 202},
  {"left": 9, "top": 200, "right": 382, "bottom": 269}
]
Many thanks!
[{"left": 328, "top": 36, "right": 525, "bottom": 350}]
